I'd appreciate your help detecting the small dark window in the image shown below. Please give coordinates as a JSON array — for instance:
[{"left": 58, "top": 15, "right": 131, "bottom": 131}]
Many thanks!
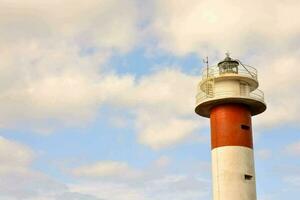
[
  {"left": 241, "top": 124, "right": 250, "bottom": 130},
  {"left": 244, "top": 174, "right": 253, "bottom": 180}
]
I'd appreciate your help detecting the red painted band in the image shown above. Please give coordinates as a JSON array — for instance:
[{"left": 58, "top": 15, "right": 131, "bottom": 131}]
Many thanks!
[{"left": 210, "top": 103, "right": 253, "bottom": 149}]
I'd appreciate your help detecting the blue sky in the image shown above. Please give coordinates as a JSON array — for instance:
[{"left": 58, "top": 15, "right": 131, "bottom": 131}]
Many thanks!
[{"left": 0, "top": 0, "right": 299, "bottom": 200}]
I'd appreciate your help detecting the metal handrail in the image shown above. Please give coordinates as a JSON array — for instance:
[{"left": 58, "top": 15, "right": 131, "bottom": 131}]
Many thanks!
[
  {"left": 249, "top": 89, "right": 264, "bottom": 100},
  {"left": 201, "top": 64, "right": 258, "bottom": 81},
  {"left": 236, "top": 59, "right": 256, "bottom": 79},
  {"left": 196, "top": 89, "right": 264, "bottom": 104}
]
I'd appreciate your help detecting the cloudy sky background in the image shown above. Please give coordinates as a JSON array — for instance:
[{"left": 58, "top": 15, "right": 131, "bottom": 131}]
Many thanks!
[{"left": 0, "top": 0, "right": 299, "bottom": 199}]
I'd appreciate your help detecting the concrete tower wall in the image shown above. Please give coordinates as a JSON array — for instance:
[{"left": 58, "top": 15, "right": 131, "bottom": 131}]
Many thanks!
[
  {"left": 210, "top": 104, "right": 256, "bottom": 200},
  {"left": 212, "top": 146, "right": 256, "bottom": 200},
  {"left": 214, "top": 80, "right": 240, "bottom": 95},
  {"left": 210, "top": 104, "right": 253, "bottom": 149},
  {"left": 214, "top": 79, "right": 250, "bottom": 97}
]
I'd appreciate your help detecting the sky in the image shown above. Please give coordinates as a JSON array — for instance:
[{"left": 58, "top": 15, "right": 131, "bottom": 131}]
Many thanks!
[{"left": 0, "top": 0, "right": 299, "bottom": 199}]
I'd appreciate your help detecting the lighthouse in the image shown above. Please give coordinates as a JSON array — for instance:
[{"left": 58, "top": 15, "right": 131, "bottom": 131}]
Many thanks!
[{"left": 195, "top": 54, "right": 266, "bottom": 200}]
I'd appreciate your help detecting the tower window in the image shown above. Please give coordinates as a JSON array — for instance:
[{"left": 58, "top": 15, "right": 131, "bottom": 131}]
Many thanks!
[
  {"left": 241, "top": 124, "right": 250, "bottom": 130},
  {"left": 244, "top": 174, "right": 253, "bottom": 180}
]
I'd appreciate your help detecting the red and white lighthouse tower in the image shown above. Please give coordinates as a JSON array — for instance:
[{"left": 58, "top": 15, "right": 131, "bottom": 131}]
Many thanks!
[{"left": 195, "top": 54, "right": 266, "bottom": 200}]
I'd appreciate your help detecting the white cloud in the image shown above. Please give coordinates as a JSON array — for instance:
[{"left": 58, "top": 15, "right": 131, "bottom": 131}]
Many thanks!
[
  {"left": 0, "top": 0, "right": 140, "bottom": 130},
  {"left": 69, "top": 174, "right": 209, "bottom": 200},
  {"left": 0, "top": 43, "right": 204, "bottom": 148},
  {"left": 72, "top": 161, "right": 139, "bottom": 179},
  {"left": 110, "top": 68, "right": 206, "bottom": 149},
  {"left": 0, "top": 39, "right": 136, "bottom": 130},
  {"left": 151, "top": 0, "right": 300, "bottom": 56},
  {"left": 253, "top": 51, "right": 300, "bottom": 128},
  {"left": 0, "top": 136, "right": 34, "bottom": 173},
  {"left": 0, "top": 0, "right": 204, "bottom": 149},
  {"left": 0, "top": 171, "right": 102, "bottom": 199},
  {"left": 69, "top": 181, "right": 148, "bottom": 200},
  {"left": 0, "top": 0, "right": 139, "bottom": 51},
  {"left": 137, "top": 115, "right": 200, "bottom": 149},
  {"left": 135, "top": 69, "right": 198, "bottom": 114},
  {"left": 67, "top": 157, "right": 210, "bottom": 200},
  {"left": 0, "top": 136, "right": 102, "bottom": 200},
  {"left": 69, "top": 169, "right": 209, "bottom": 200},
  {"left": 129, "top": 69, "right": 207, "bottom": 149}
]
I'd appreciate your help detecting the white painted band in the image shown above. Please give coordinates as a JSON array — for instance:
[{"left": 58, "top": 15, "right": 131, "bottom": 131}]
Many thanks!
[{"left": 212, "top": 146, "right": 256, "bottom": 200}]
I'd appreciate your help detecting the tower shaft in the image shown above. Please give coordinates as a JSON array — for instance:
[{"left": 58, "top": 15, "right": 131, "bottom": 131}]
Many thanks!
[{"left": 211, "top": 104, "right": 256, "bottom": 200}]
